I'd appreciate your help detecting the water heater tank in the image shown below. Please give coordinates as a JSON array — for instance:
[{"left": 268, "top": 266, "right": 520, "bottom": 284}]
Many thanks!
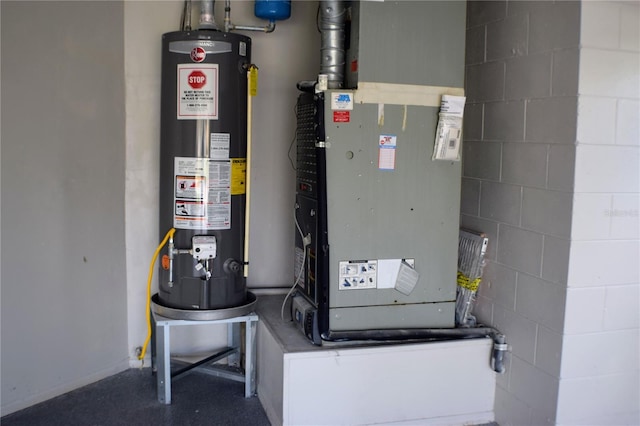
[
  {"left": 255, "top": 0, "right": 291, "bottom": 21},
  {"left": 157, "top": 30, "right": 251, "bottom": 311}
]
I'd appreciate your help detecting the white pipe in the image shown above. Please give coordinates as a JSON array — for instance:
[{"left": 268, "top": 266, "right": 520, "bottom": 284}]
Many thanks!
[
  {"left": 224, "top": 0, "right": 277, "bottom": 33},
  {"left": 243, "top": 67, "right": 253, "bottom": 278}
]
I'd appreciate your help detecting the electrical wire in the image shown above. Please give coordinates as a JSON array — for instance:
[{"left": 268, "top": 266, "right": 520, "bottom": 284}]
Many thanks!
[
  {"left": 287, "top": 98, "right": 300, "bottom": 171},
  {"left": 138, "top": 227, "right": 176, "bottom": 363},
  {"left": 316, "top": 4, "right": 321, "bottom": 33},
  {"left": 280, "top": 207, "right": 308, "bottom": 321}
]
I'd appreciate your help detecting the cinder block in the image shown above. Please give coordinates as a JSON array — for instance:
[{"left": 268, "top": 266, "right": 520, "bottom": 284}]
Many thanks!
[
  {"left": 465, "top": 24, "right": 486, "bottom": 65},
  {"left": 579, "top": 49, "right": 640, "bottom": 98},
  {"left": 480, "top": 181, "right": 522, "bottom": 226},
  {"left": 547, "top": 145, "right": 575, "bottom": 191},
  {"left": 502, "top": 142, "right": 547, "bottom": 188},
  {"left": 516, "top": 273, "right": 566, "bottom": 332},
  {"left": 571, "top": 193, "right": 612, "bottom": 241},
  {"left": 568, "top": 240, "right": 640, "bottom": 287},
  {"left": 541, "top": 235, "right": 570, "bottom": 285},
  {"left": 604, "top": 284, "right": 640, "bottom": 331},
  {"left": 460, "top": 177, "right": 481, "bottom": 216},
  {"left": 466, "top": 61, "right": 505, "bottom": 102},
  {"left": 581, "top": 1, "right": 621, "bottom": 49},
  {"left": 616, "top": 99, "right": 640, "bottom": 146},
  {"left": 509, "top": 355, "right": 560, "bottom": 417},
  {"left": 505, "top": 53, "right": 552, "bottom": 100},
  {"left": 507, "top": 0, "right": 547, "bottom": 18},
  {"left": 557, "top": 374, "right": 640, "bottom": 425},
  {"left": 563, "top": 287, "right": 606, "bottom": 334},
  {"left": 484, "top": 101, "right": 525, "bottom": 141},
  {"left": 462, "top": 140, "right": 502, "bottom": 181},
  {"left": 552, "top": 48, "right": 579, "bottom": 96},
  {"left": 486, "top": 13, "right": 528, "bottom": 61},
  {"left": 610, "top": 194, "right": 640, "bottom": 239},
  {"left": 473, "top": 294, "right": 495, "bottom": 325},
  {"left": 529, "top": 408, "right": 556, "bottom": 426},
  {"left": 561, "top": 330, "right": 639, "bottom": 378},
  {"left": 463, "top": 102, "right": 483, "bottom": 141},
  {"left": 494, "top": 385, "right": 533, "bottom": 426},
  {"left": 467, "top": 0, "right": 507, "bottom": 28},
  {"left": 521, "top": 188, "right": 572, "bottom": 238},
  {"left": 497, "top": 225, "right": 543, "bottom": 277},
  {"left": 574, "top": 145, "right": 640, "bottom": 193},
  {"left": 478, "top": 261, "right": 517, "bottom": 311},
  {"left": 576, "top": 96, "right": 617, "bottom": 145},
  {"left": 526, "top": 97, "right": 578, "bottom": 144},
  {"left": 528, "top": 1, "right": 580, "bottom": 54},
  {"left": 535, "top": 326, "right": 563, "bottom": 378},
  {"left": 493, "top": 304, "right": 537, "bottom": 364},
  {"left": 620, "top": 2, "right": 640, "bottom": 51}
]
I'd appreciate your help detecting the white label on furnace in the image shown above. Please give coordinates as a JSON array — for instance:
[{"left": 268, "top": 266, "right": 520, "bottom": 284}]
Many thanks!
[
  {"left": 378, "top": 134, "right": 397, "bottom": 170},
  {"left": 177, "top": 64, "right": 219, "bottom": 120},
  {"left": 377, "top": 258, "right": 415, "bottom": 289},
  {"left": 210, "top": 133, "right": 230, "bottom": 160},
  {"left": 173, "top": 157, "right": 231, "bottom": 230},
  {"left": 338, "top": 260, "right": 377, "bottom": 290},
  {"left": 331, "top": 92, "right": 354, "bottom": 111}
]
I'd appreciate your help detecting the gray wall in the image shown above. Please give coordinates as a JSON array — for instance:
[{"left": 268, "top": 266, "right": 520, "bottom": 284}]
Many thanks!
[
  {"left": 1, "top": 1, "right": 128, "bottom": 415},
  {"left": 463, "top": 1, "right": 639, "bottom": 424}
]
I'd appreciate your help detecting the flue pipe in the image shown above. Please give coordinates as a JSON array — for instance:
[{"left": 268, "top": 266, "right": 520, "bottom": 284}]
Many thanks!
[
  {"left": 319, "top": 0, "right": 347, "bottom": 88},
  {"left": 200, "top": 0, "right": 219, "bottom": 30}
]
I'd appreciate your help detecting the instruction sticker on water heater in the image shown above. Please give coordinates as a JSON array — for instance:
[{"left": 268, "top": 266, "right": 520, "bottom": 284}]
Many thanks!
[
  {"left": 174, "top": 157, "right": 231, "bottom": 230},
  {"left": 177, "top": 64, "right": 219, "bottom": 120},
  {"left": 210, "top": 133, "right": 230, "bottom": 160}
]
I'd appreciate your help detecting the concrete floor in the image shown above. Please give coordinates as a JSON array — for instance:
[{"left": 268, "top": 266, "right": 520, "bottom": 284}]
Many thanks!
[{"left": 0, "top": 368, "right": 270, "bottom": 426}]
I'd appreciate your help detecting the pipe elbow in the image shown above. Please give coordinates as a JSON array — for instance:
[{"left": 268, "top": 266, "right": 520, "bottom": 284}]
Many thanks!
[{"left": 264, "top": 20, "right": 276, "bottom": 33}]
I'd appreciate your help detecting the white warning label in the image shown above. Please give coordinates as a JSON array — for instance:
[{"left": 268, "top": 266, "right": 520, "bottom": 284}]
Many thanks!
[
  {"left": 210, "top": 133, "right": 230, "bottom": 160},
  {"left": 338, "top": 260, "right": 377, "bottom": 290},
  {"left": 174, "top": 157, "right": 231, "bottom": 230},
  {"left": 177, "top": 64, "right": 219, "bottom": 120}
]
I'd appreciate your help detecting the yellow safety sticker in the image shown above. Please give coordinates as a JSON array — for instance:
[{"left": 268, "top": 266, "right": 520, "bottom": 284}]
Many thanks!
[
  {"left": 457, "top": 271, "right": 482, "bottom": 292},
  {"left": 249, "top": 66, "right": 258, "bottom": 97},
  {"left": 231, "top": 158, "right": 247, "bottom": 195}
]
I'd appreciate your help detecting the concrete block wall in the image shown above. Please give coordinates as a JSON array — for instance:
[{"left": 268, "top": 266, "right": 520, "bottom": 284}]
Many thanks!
[
  {"left": 463, "top": 2, "right": 579, "bottom": 423},
  {"left": 557, "top": 2, "right": 640, "bottom": 424},
  {"left": 463, "top": 1, "right": 639, "bottom": 424}
]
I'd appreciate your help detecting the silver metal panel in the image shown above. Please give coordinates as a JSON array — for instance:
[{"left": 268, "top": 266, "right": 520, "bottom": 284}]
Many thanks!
[
  {"left": 347, "top": 1, "right": 467, "bottom": 87},
  {"left": 330, "top": 302, "right": 456, "bottom": 331},
  {"left": 324, "top": 98, "right": 461, "bottom": 330},
  {"left": 151, "top": 292, "right": 257, "bottom": 321}
]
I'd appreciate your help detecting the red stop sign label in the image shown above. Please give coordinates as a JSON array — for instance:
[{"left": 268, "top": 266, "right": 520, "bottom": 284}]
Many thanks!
[{"left": 188, "top": 70, "right": 206, "bottom": 89}]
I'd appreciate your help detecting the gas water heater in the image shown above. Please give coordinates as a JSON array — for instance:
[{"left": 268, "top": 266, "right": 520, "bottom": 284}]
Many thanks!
[
  {"left": 157, "top": 29, "right": 251, "bottom": 311},
  {"left": 153, "top": 0, "right": 290, "bottom": 315}
]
